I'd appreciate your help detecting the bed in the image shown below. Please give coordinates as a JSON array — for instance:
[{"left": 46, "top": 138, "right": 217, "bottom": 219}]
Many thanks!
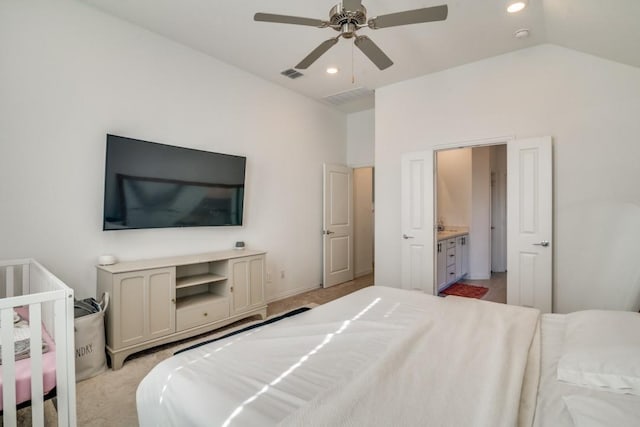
[
  {"left": 0, "top": 259, "right": 77, "bottom": 426},
  {"left": 137, "top": 285, "right": 640, "bottom": 426}
]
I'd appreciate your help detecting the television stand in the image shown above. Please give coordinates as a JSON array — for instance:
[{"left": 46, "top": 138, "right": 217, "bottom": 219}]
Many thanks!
[{"left": 97, "top": 249, "right": 267, "bottom": 369}]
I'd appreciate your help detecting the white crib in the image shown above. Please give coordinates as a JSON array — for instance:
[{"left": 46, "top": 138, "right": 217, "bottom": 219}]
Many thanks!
[{"left": 0, "top": 259, "right": 76, "bottom": 426}]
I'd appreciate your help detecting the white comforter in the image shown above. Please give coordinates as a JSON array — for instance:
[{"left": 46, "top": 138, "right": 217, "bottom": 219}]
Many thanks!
[{"left": 137, "top": 286, "right": 540, "bottom": 427}]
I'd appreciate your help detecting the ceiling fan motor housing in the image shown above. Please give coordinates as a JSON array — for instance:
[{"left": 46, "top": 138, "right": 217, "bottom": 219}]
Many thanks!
[{"left": 330, "top": 4, "right": 367, "bottom": 38}]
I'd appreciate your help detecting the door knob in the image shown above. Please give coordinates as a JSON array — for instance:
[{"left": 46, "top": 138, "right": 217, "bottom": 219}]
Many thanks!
[
  {"left": 402, "top": 234, "right": 415, "bottom": 239},
  {"left": 532, "top": 241, "right": 550, "bottom": 247},
  {"left": 323, "top": 230, "right": 335, "bottom": 235}
]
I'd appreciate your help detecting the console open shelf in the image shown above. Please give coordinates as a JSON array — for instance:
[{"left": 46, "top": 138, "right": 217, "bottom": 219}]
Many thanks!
[{"left": 176, "top": 273, "right": 226, "bottom": 289}]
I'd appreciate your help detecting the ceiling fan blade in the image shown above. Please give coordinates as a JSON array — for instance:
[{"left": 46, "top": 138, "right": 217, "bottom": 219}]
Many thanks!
[
  {"left": 368, "top": 5, "right": 448, "bottom": 29},
  {"left": 342, "top": 0, "right": 362, "bottom": 11},
  {"left": 254, "top": 12, "right": 327, "bottom": 28},
  {"left": 354, "top": 36, "right": 393, "bottom": 70},
  {"left": 295, "top": 38, "right": 340, "bottom": 69}
]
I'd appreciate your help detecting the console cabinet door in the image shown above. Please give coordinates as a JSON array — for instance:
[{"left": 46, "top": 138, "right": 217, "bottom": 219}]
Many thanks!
[
  {"left": 147, "top": 268, "right": 176, "bottom": 339},
  {"left": 229, "top": 255, "right": 265, "bottom": 314},
  {"left": 112, "top": 267, "right": 175, "bottom": 348}
]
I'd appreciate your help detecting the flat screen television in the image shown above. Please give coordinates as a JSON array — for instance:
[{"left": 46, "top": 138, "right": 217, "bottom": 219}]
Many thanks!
[{"left": 103, "top": 134, "right": 246, "bottom": 230}]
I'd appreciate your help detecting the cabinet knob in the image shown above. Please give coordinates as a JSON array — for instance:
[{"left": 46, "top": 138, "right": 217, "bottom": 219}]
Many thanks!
[
  {"left": 230, "top": 286, "right": 233, "bottom": 292},
  {"left": 203, "top": 312, "right": 208, "bottom": 317},
  {"left": 171, "top": 298, "right": 175, "bottom": 304}
]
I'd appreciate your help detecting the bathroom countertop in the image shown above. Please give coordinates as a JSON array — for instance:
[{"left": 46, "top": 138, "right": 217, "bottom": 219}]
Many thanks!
[{"left": 437, "top": 230, "right": 469, "bottom": 241}]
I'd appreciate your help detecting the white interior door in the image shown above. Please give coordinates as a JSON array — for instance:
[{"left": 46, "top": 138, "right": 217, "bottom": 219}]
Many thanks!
[
  {"left": 323, "top": 164, "right": 354, "bottom": 288},
  {"left": 507, "top": 136, "right": 553, "bottom": 312},
  {"left": 401, "top": 151, "right": 434, "bottom": 293}
]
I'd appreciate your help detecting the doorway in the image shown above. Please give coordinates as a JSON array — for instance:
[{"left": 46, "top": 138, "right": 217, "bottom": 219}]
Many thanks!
[
  {"left": 353, "top": 167, "right": 374, "bottom": 278},
  {"left": 322, "top": 164, "right": 374, "bottom": 288},
  {"left": 434, "top": 145, "right": 507, "bottom": 303},
  {"left": 400, "top": 136, "right": 552, "bottom": 312}
]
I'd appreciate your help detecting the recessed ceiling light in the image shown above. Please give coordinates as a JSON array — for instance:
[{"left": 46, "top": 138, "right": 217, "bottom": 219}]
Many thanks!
[
  {"left": 326, "top": 67, "right": 339, "bottom": 75},
  {"left": 507, "top": 1, "right": 527, "bottom": 13}
]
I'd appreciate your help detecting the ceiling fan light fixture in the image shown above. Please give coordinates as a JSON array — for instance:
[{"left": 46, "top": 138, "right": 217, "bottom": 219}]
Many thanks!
[
  {"left": 255, "top": 3, "right": 449, "bottom": 71},
  {"left": 326, "top": 67, "right": 339, "bottom": 74},
  {"left": 506, "top": 1, "right": 527, "bottom": 13}
]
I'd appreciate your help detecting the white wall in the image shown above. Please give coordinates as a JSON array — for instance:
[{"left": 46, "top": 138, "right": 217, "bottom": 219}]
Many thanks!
[
  {"left": 347, "top": 109, "right": 375, "bottom": 167},
  {"left": 375, "top": 44, "right": 640, "bottom": 313},
  {"left": 436, "top": 148, "right": 471, "bottom": 227},
  {"left": 0, "top": 1, "right": 347, "bottom": 300}
]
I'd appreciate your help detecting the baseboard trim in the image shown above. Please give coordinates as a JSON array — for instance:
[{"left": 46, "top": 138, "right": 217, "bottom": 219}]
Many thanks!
[
  {"left": 266, "top": 283, "right": 322, "bottom": 303},
  {"left": 467, "top": 274, "right": 491, "bottom": 280}
]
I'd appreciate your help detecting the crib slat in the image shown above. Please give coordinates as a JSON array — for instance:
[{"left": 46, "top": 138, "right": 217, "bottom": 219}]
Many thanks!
[
  {"left": 29, "top": 304, "right": 45, "bottom": 427},
  {"left": 1, "top": 309, "right": 17, "bottom": 427},
  {"left": 54, "top": 297, "right": 71, "bottom": 426},
  {"left": 63, "top": 290, "right": 78, "bottom": 426}
]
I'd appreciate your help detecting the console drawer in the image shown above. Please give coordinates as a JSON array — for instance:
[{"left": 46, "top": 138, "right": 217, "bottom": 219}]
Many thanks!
[{"left": 176, "top": 296, "right": 229, "bottom": 331}]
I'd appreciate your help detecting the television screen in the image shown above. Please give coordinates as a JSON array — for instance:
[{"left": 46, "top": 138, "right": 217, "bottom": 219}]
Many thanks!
[{"left": 103, "top": 134, "right": 246, "bottom": 230}]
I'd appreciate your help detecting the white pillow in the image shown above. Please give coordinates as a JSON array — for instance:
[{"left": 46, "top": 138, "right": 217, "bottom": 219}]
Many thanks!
[
  {"left": 563, "top": 395, "right": 640, "bottom": 427},
  {"left": 557, "top": 310, "right": 640, "bottom": 395}
]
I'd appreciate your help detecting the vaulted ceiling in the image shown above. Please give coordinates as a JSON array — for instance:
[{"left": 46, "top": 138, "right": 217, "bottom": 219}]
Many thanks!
[{"left": 84, "top": 0, "right": 640, "bottom": 113}]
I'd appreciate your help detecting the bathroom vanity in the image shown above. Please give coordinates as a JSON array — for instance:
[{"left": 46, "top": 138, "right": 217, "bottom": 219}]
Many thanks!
[{"left": 436, "top": 230, "right": 469, "bottom": 292}]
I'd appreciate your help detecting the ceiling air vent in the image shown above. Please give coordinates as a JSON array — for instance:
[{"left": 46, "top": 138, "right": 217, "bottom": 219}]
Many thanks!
[{"left": 281, "top": 68, "right": 304, "bottom": 79}]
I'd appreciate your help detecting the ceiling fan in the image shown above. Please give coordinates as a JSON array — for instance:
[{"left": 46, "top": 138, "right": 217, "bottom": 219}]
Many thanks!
[{"left": 254, "top": 1, "right": 448, "bottom": 71}]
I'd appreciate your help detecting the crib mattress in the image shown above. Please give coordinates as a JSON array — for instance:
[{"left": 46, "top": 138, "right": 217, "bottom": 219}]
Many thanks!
[{"left": 0, "top": 307, "right": 57, "bottom": 410}]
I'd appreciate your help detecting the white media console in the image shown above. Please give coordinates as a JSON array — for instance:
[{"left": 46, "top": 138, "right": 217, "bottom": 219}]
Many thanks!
[{"left": 97, "top": 249, "right": 267, "bottom": 369}]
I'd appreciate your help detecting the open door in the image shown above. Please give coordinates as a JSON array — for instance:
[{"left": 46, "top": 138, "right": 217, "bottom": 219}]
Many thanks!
[
  {"left": 323, "top": 164, "right": 354, "bottom": 288},
  {"left": 507, "top": 136, "right": 553, "bottom": 312},
  {"left": 400, "top": 151, "right": 434, "bottom": 293}
]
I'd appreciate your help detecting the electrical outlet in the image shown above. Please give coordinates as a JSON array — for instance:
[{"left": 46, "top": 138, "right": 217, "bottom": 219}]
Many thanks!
[{"left": 280, "top": 270, "right": 285, "bottom": 279}]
